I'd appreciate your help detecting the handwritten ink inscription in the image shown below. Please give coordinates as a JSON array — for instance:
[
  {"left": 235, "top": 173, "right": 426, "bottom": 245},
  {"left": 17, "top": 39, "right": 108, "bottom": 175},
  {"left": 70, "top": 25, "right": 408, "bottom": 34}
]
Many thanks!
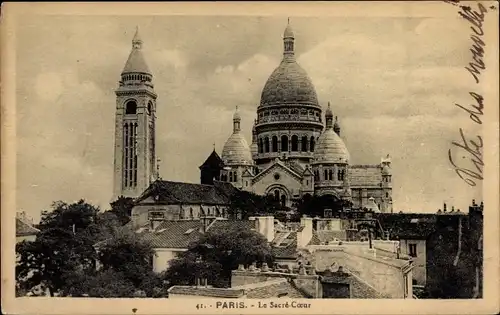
[{"left": 447, "top": 2, "right": 488, "bottom": 187}]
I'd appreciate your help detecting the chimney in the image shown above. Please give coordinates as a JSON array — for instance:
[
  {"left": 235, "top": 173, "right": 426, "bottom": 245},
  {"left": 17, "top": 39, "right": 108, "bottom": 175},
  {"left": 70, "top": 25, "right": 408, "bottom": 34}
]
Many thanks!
[
  {"left": 254, "top": 216, "right": 274, "bottom": 242},
  {"left": 297, "top": 217, "right": 313, "bottom": 248}
]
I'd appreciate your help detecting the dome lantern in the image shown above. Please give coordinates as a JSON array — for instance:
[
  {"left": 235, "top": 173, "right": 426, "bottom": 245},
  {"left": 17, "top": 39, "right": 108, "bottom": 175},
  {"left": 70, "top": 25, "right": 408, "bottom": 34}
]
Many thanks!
[
  {"left": 283, "top": 18, "right": 295, "bottom": 61},
  {"left": 325, "top": 102, "right": 334, "bottom": 129}
]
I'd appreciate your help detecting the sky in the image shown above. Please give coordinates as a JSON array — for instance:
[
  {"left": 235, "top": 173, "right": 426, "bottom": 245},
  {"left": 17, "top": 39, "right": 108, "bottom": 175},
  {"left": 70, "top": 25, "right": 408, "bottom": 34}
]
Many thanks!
[{"left": 15, "top": 12, "right": 485, "bottom": 222}]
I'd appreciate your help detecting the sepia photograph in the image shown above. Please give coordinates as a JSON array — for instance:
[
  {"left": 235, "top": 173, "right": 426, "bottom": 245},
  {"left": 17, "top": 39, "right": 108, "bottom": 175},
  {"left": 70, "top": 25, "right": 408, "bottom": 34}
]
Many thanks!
[{"left": 2, "top": 1, "right": 499, "bottom": 314}]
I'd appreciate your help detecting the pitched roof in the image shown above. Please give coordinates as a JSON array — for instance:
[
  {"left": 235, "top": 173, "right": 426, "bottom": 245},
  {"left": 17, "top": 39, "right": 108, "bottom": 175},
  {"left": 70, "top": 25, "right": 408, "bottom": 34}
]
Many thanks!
[
  {"left": 134, "top": 218, "right": 257, "bottom": 249},
  {"left": 272, "top": 232, "right": 298, "bottom": 259},
  {"left": 16, "top": 218, "right": 40, "bottom": 237},
  {"left": 136, "top": 180, "right": 238, "bottom": 205},
  {"left": 137, "top": 220, "right": 203, "bottom": 248},
  {"left": 199, "top": 150, "right": 224, "bottom": 169},
  {"left": 349, "top": 165, "right": 382, "bottom": 188},
  {"left": 168, "top": 286, "right": 245, "bottom": 298}
]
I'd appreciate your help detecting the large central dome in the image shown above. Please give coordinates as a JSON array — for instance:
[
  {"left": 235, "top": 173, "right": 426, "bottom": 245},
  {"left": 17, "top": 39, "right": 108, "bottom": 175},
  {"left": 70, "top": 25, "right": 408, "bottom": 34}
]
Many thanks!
[
  {"left": 259, "top": 23, "right": 319, "bottom": 108},
  {"left": 260, "top": 60, "right": 319, "bottom": 107}
]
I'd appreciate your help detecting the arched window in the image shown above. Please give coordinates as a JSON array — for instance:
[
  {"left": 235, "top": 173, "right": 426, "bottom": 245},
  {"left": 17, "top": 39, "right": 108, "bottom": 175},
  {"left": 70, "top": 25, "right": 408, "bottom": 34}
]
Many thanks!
[
  {"left": 324, "top": 170, "right": 328, "bottom": 181},
  {"left": 280, "top": 195, "right": 286, "bottom": 208},
  {"left": 314, "top": 170, "right": 319, "bottom": 181},
  {"left": 291, "top": 135, "right": 298, "bottom": 152},
  {"left": 329, "top": 169, "right": 333, "bottom": 181},
  {"left": 274, "top": 189, "right": 280, "bottom": 202},
  {"left": 190, "top": 208, "right": 194, "bottom": 219},
  {"left": 272, "top": 136, "right": 278, "bottom": 152},
  {"left": 125, "top": 100, "right": 137, "bottom": 115},
  {"left": 337, "top": 170, "right": 341, "bottom": 181},
  {"left": 147, "top": 102, "right": 153, "bottom": 115},
  {"left": 281, "top": 135, "right": 288, "bottom": 152},
  {"left": 310, "top": 136, "right": 315, "bottom": 152},
  {"left": 234, "top": 172, "right": 238, "bottom": 182},
  {"left": 229, "top": 172, "right": 233, "bottom": 182},
  {"left": 264, "top": 137, "right": 270, "bottom": 153},
  {"left": 258, "top": 138, "right": 263, "bottom": 153},
  {"left": 301, "top": 136, "right": 308, "bottom": 152}
]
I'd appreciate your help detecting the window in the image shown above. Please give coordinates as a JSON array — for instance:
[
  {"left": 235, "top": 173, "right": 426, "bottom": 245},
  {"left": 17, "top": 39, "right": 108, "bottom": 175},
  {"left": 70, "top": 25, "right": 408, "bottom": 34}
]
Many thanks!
[
  {"left": 264, "top": 137, "right": 270, "bottom": 153},
  {"left": 291, "top": 135, "right": 298, "bottom": 151},
  {"left": 147, "top": 101, "right": 153, "bottom": 115},
  {"left": 234, "top": 172, "right": 238, "bottom": 182},
  {"left": 310, "top": 136, "right": 315, "bottom": 152},
  {"left": 229, "top": 172, "right": 233, "bottom": 182},
  {"left": 301, "top": 136, "right": 308, "bottom": 152},
  {"left": 329, "top": 169, "right": 333, "bottom": 181},
  {"left": 280, "top": 195, "right": 286, "bottom": 207},
  {"left": 272, "top": 136, "right": 278, "bottom": 152},
  {"left": 258, "top": 138, "right": 263, "bottom": 153},
  {"left": 324, "top": 170, "right": 328, "bottom": 181},
  {"left": 281, "top": 135, "right": 288, "bottom": 152},
  {"left": 409, "top": 244, "right": 417, "bottom": 257},
  {"left": 125, "top": 100, "right": 137, "bottom": 115}
]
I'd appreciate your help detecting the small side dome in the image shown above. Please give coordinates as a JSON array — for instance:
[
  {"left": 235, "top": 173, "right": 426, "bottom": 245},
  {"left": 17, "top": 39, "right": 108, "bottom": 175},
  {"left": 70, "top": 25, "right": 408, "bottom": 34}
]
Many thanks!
[
  {"left": 222, "top": 133, "right": 252, "bottom": 165},
  {"left": 313, "top": 129, "right": 350, "bottom": 164}
]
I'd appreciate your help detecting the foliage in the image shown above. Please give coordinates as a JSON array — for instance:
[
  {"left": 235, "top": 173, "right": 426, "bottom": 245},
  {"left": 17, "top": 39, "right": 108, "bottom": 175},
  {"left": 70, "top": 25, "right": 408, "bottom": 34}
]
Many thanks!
[
  {"left": 97, "top": 231, "right": 156, "bottom": 288},
  {"left": 227, "top": 191, "right": 283, "bottom": 219},
  {"left": 109, "top": 196, "right": 136, "bottom": 225},
  {"left": 16, "top": 199, "right": 164, "bottom": 297},
  {"left": 164, "top": 226, "right": 273, "bottom": 288},
  {"left": 296, "top": 194, "right": 352, "bottom": 217}
]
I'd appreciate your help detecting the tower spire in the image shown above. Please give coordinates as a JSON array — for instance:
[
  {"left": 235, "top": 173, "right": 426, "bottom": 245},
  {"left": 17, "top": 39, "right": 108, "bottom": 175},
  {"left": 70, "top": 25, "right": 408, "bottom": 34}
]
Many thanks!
[{"left": 132, "top": 26, "right": 143, "bottom": 49}]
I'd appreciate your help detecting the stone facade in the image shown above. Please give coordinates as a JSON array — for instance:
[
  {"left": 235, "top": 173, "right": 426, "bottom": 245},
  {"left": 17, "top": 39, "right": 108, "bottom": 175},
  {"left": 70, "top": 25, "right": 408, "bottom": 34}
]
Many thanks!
[{"left": 207, "top": 23, "right": 393, "bottom": 213}]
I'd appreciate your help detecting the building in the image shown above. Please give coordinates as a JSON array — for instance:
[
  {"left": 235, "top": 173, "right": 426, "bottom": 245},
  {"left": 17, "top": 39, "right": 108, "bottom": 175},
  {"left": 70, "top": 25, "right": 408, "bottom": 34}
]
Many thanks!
[
  {"left": 130, "top": 179, "right": 239, "bottom": 228},
  {"left": 16, "top": 212, "right": 39, "bottom": 243},
  {"left": 113, "top": 27, "right": 158, "bottom": 200},
  {"left": 110, "top": 23, "right": 393, "bottom": 214},
  {"left": 201, "top": 21, "right": 393, "bottom": 212}
]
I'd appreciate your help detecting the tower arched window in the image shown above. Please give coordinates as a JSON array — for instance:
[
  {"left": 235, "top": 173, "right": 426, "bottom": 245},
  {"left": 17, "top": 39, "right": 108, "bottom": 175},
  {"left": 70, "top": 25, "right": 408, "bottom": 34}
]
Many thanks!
[
  {"left": 337, "top": 170, "right": 341, "bottom": 181},
  {"left": 147, "top": 101, "right": 153, "bottom": 115},
  {"left": 314, "top": 170, "right": 319, "bottom": 181},
  {"left": 258, "top": 138, "right": 263, "bottom": 153},
  {"left": 280, "top": 195, "right": 286, "bottom": 208},
  {"left": 125, "top": 100, "right": 137, "bottom": 115},
  {"left": 301, "top": 136, "right": 308, "bottom": 152},
  {"left": 324, "top": 170, "right": 328, "bottom": 181},
  {"left": 329, "top": 169, "right": 333, "bottom": 181},
  {"left": 272, "top": 136, "right": 278, "bottom": 152},
  {"left": 281, "top": 135, "right": 288, "bottom": 152},
  {"left": 264, "top": 137, "right": 270, "bottom": 153},
  {"left": 291, "top": 135, "right": 298, "bottom": 152},
  {"left": 274, "top": 190, "right": 280, "bottom": 202},
  {"left": 310, "top": 136, "right": 315, "bottom": 152}
]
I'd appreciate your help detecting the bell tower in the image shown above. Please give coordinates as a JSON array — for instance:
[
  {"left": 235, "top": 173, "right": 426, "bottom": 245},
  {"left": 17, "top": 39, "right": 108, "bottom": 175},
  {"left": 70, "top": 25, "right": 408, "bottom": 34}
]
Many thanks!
[{"left": 113, "top": 27, "right": 157, "bottom": 199}]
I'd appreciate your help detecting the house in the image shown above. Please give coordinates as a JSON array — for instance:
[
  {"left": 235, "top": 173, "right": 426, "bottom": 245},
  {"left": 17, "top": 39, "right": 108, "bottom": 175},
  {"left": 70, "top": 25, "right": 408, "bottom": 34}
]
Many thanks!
[
  {"left": 130, "top": 179, "right": 239, "bottom": 228},
  {"left": 123, "top": 216, "right": 274, "bottom": 273},
  {"left": 16, "top": 212, "right": 39, "bottom": 243}
]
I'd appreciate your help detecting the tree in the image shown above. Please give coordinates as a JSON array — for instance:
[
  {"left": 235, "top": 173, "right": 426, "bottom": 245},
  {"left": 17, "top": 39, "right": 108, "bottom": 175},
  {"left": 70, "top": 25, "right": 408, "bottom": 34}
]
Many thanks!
[
  {"left": 164, "top": 226, "right": 273, "bottom": 288},
  {"left": 97, "top": 230, "right": 157, "bottom": 292},
  {"left": 110, "top": 196, "right": 136, "bottom": 225},
  {"left": 16, "top": 228, "right": 95, "bottom": 296},
  {"left": 297, "top": 194, "right": 352, "bottom": 217},
  {"left": 227, "top": 191, "right": 281, "bottom": 219}
]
